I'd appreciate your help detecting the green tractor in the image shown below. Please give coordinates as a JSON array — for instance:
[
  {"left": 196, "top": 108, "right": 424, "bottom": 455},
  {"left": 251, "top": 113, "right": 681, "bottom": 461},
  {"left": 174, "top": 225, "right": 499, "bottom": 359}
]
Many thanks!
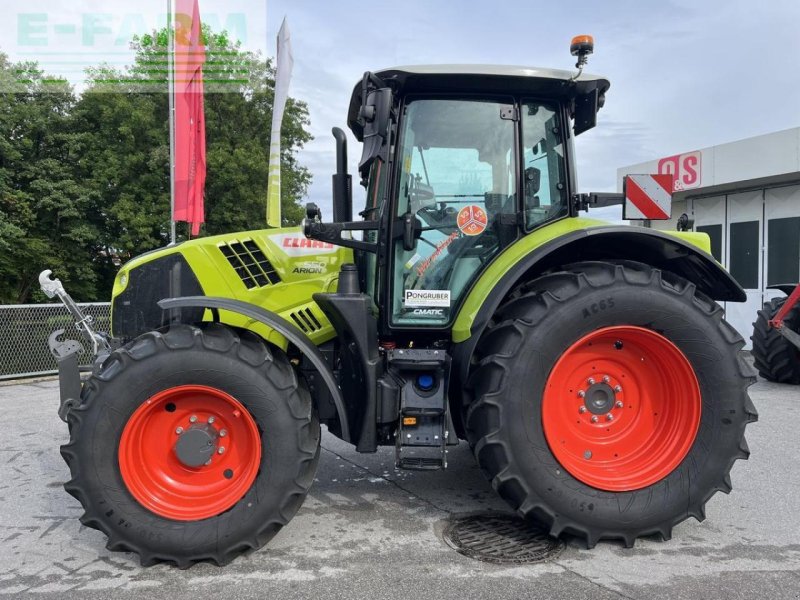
[{"left": 41, "top": 39, "right": 757, "bottom": 567}]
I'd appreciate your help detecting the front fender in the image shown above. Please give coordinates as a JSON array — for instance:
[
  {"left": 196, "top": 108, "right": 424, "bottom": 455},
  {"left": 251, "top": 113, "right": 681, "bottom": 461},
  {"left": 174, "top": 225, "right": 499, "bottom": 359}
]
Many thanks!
[{"left": 158, "top": 296, "right": 350, "bottom": 442}]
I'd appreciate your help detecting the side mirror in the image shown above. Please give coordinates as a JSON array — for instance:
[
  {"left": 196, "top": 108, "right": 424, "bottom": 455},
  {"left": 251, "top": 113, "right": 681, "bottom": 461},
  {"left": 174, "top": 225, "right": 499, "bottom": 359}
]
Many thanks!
[
  {"left": 357, "top": 83, "right": 392, "bottom": 183},
  {"left": 622, "top": 174, "right": 673, "bottom": 220},
  {"left": 573, "top": 89, "right": 598, "bottom": 135}
]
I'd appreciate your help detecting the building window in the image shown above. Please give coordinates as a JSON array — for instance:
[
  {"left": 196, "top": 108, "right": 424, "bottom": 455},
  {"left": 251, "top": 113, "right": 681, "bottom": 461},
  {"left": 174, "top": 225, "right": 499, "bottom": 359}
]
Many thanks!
[
  {"left": 697, "top": 224, "right": 723, "bottom": 263},
  {"left": 729, "top": 220, "right": 759, "bottom": 289},
  {"left": 767, "top": 217, "right": 800, "bottom": 285}
]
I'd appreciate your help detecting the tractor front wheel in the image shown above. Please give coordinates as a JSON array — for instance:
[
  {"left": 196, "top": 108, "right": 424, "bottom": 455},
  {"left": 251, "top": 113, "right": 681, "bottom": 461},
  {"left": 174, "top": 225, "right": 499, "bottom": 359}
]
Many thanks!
[
  {"left": 61, "top": 323, "right": 320, "bottom": 567},
  {"left": 466, "top": 261, "right": 757, "bottom": 547}
]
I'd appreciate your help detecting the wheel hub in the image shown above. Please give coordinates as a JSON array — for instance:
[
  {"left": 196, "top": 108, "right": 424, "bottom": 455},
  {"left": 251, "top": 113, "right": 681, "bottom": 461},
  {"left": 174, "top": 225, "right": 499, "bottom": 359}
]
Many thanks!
[
  {"left": 584, "top": 382, "right": 616, "bottom": 415},
  {"left": 174, "top": 423, "right": 218, "bottom": 467}
]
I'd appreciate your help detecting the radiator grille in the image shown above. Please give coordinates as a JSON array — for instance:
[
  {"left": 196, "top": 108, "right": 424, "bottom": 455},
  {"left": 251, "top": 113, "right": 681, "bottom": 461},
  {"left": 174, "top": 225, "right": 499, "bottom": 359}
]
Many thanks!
[
  {"left": 219, "top": 240, "right": 280, "bottom": 289},
  {"left": 289, "top": 307, "right": 323, "bottom": 333}
]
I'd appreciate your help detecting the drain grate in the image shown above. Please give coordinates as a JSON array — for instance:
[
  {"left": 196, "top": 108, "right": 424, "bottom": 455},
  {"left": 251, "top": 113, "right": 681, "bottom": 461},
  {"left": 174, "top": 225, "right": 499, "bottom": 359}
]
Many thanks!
[{"left": 443, "top": 513, "right": 564, "bottom": 564}]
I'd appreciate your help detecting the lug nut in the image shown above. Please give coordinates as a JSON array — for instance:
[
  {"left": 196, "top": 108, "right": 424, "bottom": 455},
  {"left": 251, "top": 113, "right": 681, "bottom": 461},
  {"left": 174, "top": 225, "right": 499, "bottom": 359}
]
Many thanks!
[
  {"left": 584, "top": 450, "right": 592, "bottom": 459},
  {"left": 606, "top": 413, "right": 614, "bottom": 421},
  {"left": 614, "top": 385, "right": 622, "bottom": 393},
  {"left": 220, "top": 429, "right": 227, "bottom": 437},
  {"left": 217, "top": 446, "right": 225, "bottom": 454},
  {"left": 587, "top": 377, "right": 596, "bottom": 385},
  {"left": 579, "top": 406, "right": 587, "bottom": 414},
  {"left": 602, "top": 375, "right": 610, "bottom": 383},
  {"left": 615, "top": 400, "right": 624, "bottom": 408},
  {"left": 208, "top": 416, "right": 216, "bottom": 424},
  {"left": 189, "top": 415, "right": 198, "bottom": 423},
  {"left": 175, "top": 427, "right": 184, "bottom": 435},
  {"left": 578, "top": 390, "right": 586, "bottom": 398},
  {"left": 591, "top": 415, "right": 599, "bottom": 423}
]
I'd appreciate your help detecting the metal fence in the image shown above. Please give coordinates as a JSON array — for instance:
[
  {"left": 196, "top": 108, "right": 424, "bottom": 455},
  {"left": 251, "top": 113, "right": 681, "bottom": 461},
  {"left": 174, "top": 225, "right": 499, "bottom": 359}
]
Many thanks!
[{"left": 0, "top": 303, "right": 111, "bottom": 380}]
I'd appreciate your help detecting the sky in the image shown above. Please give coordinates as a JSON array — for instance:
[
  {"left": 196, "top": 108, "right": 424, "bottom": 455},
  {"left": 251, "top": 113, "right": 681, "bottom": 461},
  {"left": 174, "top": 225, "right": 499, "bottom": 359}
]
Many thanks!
[{"left": 2, "top": 0, "right": 799, "bottom": 221}]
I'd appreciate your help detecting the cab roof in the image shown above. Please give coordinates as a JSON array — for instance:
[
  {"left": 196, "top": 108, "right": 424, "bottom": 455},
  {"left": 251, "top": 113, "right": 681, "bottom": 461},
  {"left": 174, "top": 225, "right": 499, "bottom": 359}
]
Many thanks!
[{"left": 347, "top": 64, "right": 611, "bottom": 140}]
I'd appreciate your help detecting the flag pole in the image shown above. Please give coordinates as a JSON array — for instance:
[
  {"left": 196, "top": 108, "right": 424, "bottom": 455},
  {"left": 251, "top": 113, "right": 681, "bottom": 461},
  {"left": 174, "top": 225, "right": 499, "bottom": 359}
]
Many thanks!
[
  {"left": 167, "top": 0, "right": 177, "bottom": 244},
  {"left": 266, "top": 17, "right": 293, "bottom": 228}
]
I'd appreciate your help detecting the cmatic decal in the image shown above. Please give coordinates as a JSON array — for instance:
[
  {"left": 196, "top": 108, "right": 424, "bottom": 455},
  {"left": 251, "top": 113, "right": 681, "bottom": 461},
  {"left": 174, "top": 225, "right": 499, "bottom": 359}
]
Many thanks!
[
  {"left": 457, "top": 205, "right": 488, "bottom": 236},
  {"left": 292, "top": 261, "right": 326, "bottom": 275},
  {"left": 623, "top": 174, "right": 673, "bottom": 220},
  {"left": 415, "top": 232, "right": 458, "bottom": 277},
  {"left": 269, "top": 234, "right": 339, "bottom": 257},
  {"left": 410, "top": 308, "right": 446, "bottom": 318},
  {"left": 403, "top": 289, "right": 451, "bottom": 308}
]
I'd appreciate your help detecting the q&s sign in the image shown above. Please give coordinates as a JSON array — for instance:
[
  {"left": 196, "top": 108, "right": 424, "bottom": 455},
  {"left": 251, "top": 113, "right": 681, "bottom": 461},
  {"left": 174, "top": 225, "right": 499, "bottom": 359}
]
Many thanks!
[{"left": 657, "top": 151, "right": 701, "bottom": 191}]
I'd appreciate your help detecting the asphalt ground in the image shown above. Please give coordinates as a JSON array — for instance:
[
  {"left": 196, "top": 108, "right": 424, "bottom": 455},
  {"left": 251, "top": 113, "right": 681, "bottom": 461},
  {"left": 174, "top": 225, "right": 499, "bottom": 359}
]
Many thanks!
[{"left": 1, "top": 375, "right": 798, "bottom": 599}]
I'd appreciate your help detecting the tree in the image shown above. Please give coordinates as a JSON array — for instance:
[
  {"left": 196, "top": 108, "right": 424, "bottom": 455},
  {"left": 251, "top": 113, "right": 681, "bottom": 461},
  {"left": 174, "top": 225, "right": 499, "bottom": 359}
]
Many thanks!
[
  {"left": 0, "top": 53, "right": 100, "bottom": 303},
  {"left": 0, "top": 28, "right": 313, "bottom": 303},
  {"left": 73, "top": 28, "right": 312, "bottom": 256}
]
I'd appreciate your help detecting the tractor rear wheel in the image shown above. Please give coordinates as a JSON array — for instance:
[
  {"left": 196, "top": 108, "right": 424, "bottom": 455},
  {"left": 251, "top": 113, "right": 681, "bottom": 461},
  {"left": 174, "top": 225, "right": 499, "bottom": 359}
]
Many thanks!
[
  {"left": 751, "top": 296, "right": 800, "bottom": 384},
  {"left": 466, "top": 261, "right": 757, "bottom": 547},
  {"left": 61, "top": 323, "right": 320, "bottom": 567}
]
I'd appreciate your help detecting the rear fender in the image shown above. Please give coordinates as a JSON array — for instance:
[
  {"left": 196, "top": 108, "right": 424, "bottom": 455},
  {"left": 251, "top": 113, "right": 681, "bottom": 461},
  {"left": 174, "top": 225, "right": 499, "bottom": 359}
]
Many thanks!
[{"left": 449, "top": 225, "right": 746, "bottom": 435}]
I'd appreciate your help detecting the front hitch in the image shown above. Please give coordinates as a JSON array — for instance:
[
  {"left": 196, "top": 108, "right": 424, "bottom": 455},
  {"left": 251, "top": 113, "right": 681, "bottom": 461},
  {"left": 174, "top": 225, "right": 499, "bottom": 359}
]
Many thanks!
[{"left": 39, "top": 270, "right": 117, "bottom": 422}]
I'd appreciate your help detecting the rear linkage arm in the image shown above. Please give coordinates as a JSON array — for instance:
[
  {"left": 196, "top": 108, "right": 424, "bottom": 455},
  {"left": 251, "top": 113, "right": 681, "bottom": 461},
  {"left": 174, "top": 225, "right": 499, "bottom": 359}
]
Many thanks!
[{"left": 769, "top": 283, "right": 800, "bottom": 350}]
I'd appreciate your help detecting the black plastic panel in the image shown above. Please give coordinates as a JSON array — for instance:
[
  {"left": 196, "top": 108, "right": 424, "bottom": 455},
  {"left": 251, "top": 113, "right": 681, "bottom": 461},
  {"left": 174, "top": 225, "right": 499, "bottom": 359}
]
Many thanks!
[{"left": 112, "top": 254, "right": 204, "bottom": 340}]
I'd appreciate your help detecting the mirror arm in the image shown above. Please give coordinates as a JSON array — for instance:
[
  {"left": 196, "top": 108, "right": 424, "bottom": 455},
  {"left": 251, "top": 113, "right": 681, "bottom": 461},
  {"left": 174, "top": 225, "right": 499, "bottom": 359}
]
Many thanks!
[
  {"left": 303, "top": 219, "right": 380, "bottom": 253},
  {"left": 572, "top": 192, "right": 624, "bottom": 212}
]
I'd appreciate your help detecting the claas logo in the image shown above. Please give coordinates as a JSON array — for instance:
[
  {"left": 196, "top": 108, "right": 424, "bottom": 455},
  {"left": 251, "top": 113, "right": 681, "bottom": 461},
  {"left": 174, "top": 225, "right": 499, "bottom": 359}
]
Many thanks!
[{"left": 282, "top": 237, "right": 334, "bottom": 249}]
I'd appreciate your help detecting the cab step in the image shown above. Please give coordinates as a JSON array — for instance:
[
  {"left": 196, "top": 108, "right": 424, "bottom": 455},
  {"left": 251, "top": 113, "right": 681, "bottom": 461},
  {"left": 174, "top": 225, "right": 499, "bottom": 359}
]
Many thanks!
[
  {"left": 398, "top": 457, "right": 444, "bottom": 470},
  {"left": 388, "top": 348, "right": 452, "bottom": 471}
]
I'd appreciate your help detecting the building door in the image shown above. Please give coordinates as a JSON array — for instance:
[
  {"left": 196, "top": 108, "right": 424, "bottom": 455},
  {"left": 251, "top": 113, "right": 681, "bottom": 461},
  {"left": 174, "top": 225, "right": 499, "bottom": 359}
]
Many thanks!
[
  {"left": 764, "top": 185, "right": 800, "bottom": 310},
  {"left": 725, "top": 190, "right": 764, "bottom": 347},
  {"left": 690, "top": 195, "right": 726, "bottom": 265}
]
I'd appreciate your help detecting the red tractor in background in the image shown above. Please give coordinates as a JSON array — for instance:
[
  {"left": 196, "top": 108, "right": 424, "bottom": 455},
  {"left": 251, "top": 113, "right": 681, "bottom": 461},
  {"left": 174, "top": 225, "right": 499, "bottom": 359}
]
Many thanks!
[{"left": 752, "top": 284, "right": 800, "bottom": 384}]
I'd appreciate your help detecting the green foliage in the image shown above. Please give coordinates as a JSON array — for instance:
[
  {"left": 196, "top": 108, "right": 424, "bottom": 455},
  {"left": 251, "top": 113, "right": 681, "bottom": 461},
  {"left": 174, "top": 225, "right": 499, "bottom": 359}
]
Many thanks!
[
  {"left": 0, "top": 52, "right": 100, "bottom": 303},
  {"left": 0, "top": 29, "right": 312, "bottom": 303}
]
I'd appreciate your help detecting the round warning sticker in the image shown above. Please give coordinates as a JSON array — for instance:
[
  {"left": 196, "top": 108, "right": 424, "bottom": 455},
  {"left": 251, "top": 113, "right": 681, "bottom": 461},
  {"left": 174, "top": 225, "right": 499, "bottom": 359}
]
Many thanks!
[{"left": 457, "top": 205, "right": 488, "bottom": 236}]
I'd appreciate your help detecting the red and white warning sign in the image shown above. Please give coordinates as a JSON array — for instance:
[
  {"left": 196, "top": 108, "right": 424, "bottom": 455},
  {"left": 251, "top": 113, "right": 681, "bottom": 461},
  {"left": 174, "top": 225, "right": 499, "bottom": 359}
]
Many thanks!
[
  {"left": 623, "top": 174, "right": 673, "bottom": 220},
  {"left": 457, "top": 205, "right": 488, "bottom": 236}
]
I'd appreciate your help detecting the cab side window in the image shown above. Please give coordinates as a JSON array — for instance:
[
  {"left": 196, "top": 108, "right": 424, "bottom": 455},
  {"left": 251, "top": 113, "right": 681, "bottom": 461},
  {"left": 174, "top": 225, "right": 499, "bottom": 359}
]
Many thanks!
[{"left": 521, "top": 102, "right": 568, "bottom": 229}]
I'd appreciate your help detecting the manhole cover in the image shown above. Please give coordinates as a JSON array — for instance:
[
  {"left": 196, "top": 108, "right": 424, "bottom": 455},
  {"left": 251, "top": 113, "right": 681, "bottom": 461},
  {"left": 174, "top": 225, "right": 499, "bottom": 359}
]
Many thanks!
[{"left": 443, "top": 513, "right": 564, "bottom": 564}]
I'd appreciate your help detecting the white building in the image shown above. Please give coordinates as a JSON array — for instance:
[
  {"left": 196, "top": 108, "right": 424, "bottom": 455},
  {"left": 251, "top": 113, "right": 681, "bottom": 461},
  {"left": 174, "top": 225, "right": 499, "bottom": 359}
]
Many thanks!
[{"left": 617, "top": 127, "right": 800, "bottom": 347}]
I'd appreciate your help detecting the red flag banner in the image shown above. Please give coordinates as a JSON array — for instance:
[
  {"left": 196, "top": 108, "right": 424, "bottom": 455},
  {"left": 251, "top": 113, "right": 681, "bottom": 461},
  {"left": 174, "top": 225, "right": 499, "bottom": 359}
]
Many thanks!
[{"left": 173, "top": 0, "right": 206, "bottom": 236}]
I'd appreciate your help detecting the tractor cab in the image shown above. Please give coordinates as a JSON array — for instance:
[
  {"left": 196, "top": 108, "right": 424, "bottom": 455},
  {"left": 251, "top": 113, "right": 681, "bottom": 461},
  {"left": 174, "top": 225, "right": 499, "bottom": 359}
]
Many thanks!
[{"left": 306, "top": 63, "right": 610, "bottom": 334}]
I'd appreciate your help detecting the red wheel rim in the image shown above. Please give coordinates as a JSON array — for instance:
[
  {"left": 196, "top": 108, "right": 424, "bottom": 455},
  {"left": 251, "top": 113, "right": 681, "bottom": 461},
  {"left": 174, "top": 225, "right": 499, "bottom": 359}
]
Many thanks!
[
  {"left": 542, "top": 326, "right": 701, "bottom": 492},
  {"left": 119, "top": 385, "right": 262, "bottom": 520}
]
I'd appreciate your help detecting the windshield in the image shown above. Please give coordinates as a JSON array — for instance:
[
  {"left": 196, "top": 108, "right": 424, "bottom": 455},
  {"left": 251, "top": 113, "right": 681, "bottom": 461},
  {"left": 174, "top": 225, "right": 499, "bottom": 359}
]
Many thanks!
[{"left": 391, "top": 98, "right": 518, "bottom": 326}]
